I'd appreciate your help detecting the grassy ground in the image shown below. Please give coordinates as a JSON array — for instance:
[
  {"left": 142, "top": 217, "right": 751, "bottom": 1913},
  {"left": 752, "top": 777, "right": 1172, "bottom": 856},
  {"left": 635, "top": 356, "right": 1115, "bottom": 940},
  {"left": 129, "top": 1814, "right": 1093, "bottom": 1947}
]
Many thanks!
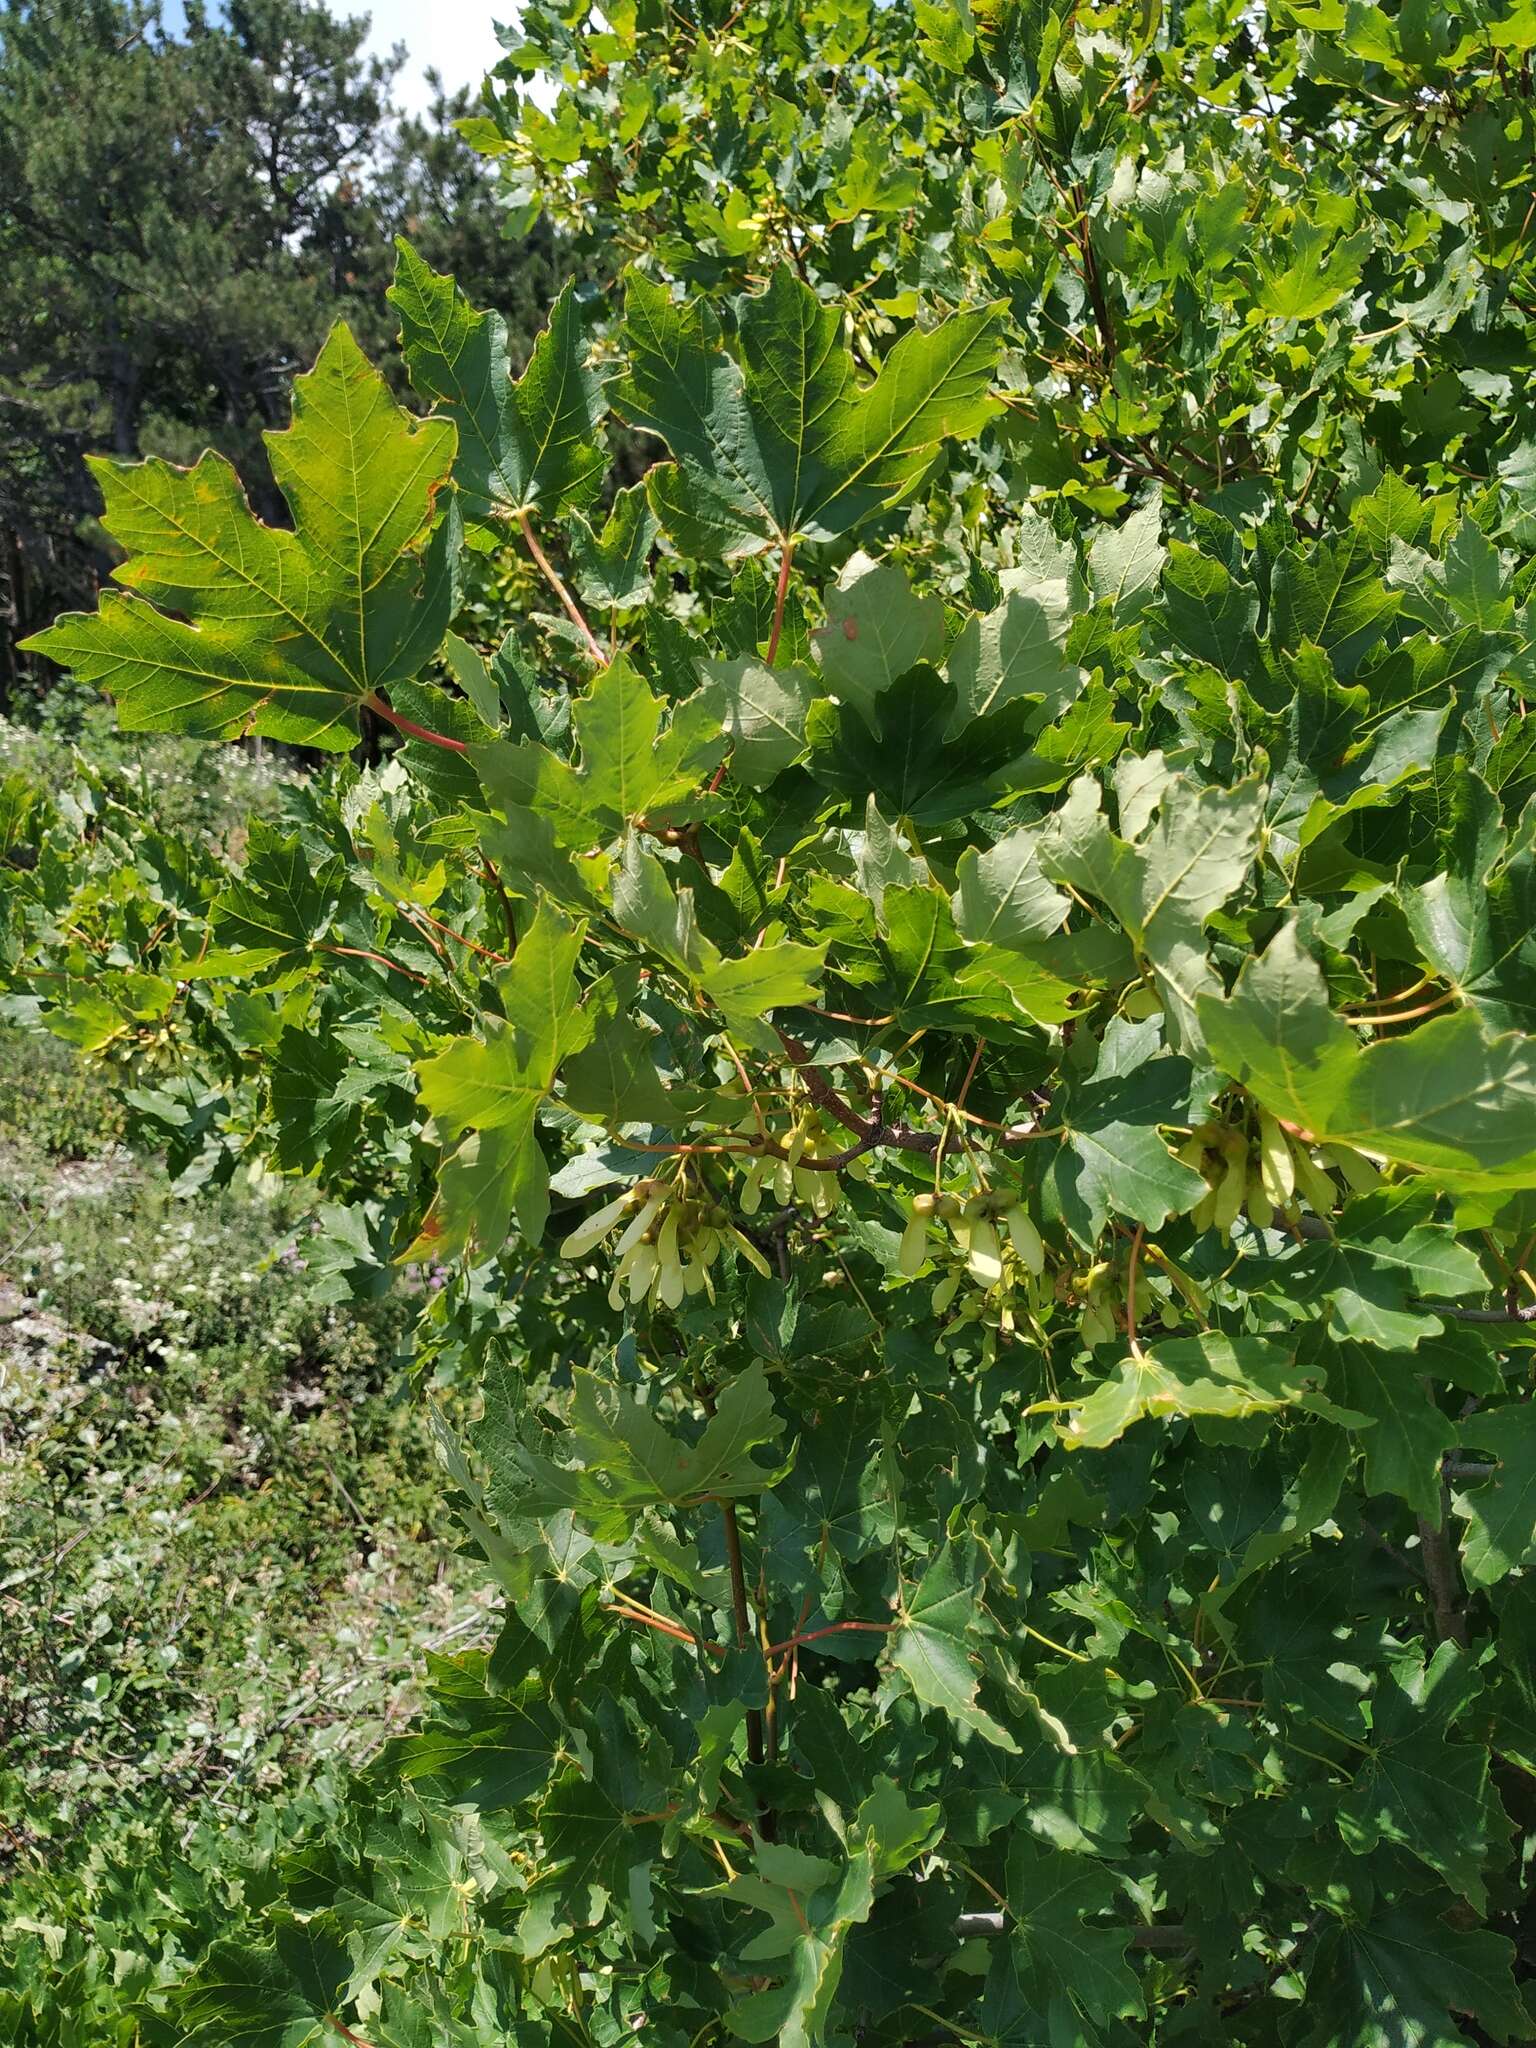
[{"left": 0, "top": 877, "right": 485, "bottom": 2020}]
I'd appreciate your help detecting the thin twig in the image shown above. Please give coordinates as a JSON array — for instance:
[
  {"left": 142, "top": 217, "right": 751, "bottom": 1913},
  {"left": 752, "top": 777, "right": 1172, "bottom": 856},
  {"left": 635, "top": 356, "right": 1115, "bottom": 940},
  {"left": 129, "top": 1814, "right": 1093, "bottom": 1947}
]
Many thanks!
[
  {"left": 1417, "top": 1480, "right": 1469, "bottom": 1650},
  {"left": 765, "top": 1619, "right": 893, "bottom": 1659},
  {"left": 720, "top": 1502, "right": 765, "bottom": 1768},
  {"left": 519, "top": 509, "right": 606, "bottom": 664}
]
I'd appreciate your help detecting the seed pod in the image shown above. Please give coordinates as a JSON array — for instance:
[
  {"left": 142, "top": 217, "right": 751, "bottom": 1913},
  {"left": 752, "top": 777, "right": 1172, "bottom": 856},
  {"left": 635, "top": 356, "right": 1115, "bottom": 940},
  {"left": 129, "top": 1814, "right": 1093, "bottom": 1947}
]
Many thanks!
[
  {"left": 1288, "top": 1135, "right": 1338, "bottom": 1216},
  {"left": 657, "top": 1251, "right": 686, "bottom": 1310},
  {"left": 615, "top": 1195, "right": 665, "bottom": 1260},
  {"left": 1005, "top": 1205, "right": 1045, "bottom": 1276},
  {"left": 898, "top": 1213, "right": 929, "bottom": 1277},
  {"left": 1245, "top": 1167, "right": 1274, "bottom": 1231},
  {"left": 1257, "top": 1109, "right": 1294, "bottom": 1206},
  {"left": 559, "top": 1192, "right": 633, "bottom": 1261},
  {"left": 912, "top": 1191, "right": 939, "bottom": 1217},
  {"left": 1321, "top": 1142, "right": 1380, "bottom": 1194},
  {"left": 1080, "top": 1298, "right": 1116, "bottom": 1347},
  {"left": 1191, "top": 1186, "right": 1218, "bottom": 1233},
  {"left": 729, "top": 1228, "right": 773, "bottom": 1278},
  {"left": 932, "top": 1270, "right": 961, "bottom": 1316},
  {"left": 1176, "top": 1133, "right": 1212, "bottom": 1173},
  {"left": 624, "top": 1241, "right": 658, "bottom": 1302},
  {"left": 934, "top": 1193, "right": 962, "bottom": 1222},
  {"left": 966, "top": 1218, "right": 1003, "bottom": 1286},
  {"left": 1212, "top": 1133, "right": 1249, "bottom": 1232}
]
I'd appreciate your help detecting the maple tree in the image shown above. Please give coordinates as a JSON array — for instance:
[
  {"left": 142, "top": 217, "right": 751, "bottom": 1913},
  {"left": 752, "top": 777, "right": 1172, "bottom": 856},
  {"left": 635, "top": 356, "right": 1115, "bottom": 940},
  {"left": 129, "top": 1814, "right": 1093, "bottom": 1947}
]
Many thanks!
[{"left": 9, "top": 1, "right": 1536, "bottom": 2043}]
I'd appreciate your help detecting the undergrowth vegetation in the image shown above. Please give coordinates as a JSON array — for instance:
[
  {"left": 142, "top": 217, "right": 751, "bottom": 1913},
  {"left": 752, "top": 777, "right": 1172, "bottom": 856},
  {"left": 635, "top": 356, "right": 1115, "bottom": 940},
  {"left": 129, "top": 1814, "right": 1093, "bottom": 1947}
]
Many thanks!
[{"left": 0, "top": 1030, "right": 485, "bottom": 2033}]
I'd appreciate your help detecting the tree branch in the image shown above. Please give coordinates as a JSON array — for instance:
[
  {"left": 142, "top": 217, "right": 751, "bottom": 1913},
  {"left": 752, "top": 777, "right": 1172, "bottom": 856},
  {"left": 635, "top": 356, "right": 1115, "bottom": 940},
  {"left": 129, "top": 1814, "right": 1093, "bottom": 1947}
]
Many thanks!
[{"left": 1416, "top": 1480, "right": 1468, "bottom": 1650}]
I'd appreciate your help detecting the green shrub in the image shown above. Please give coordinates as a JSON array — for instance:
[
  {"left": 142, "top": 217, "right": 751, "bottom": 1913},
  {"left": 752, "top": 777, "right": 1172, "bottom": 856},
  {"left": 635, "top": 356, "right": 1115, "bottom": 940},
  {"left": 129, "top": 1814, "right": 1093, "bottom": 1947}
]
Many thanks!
[{"left": 9, "top": 4, "right": 1536, "bottom": 2044}]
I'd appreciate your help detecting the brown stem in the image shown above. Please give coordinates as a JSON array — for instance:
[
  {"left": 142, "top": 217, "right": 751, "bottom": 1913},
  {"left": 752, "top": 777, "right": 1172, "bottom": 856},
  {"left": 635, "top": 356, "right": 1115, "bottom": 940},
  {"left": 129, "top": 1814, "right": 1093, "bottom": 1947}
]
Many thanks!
[
  {"left": 318, "top": 941, "right": 432, "bottom": 988},
  {"left": 766, "top": 1619, "right": 893, "bottom": 1659},
  {"left": 363, "top": 692, "right": 470, "bottom": 755},
  {"left": 518, "top": 509, "right": 606, "bottom": 665},
  {"left": 765, "top": 540, "right": 794, "bottom": 665},
  {"left": 1074, "top": 182, "right": 1117, "bottom": 368},
  {"left": 773, "top": 1026, "right": 941, "bottom": 1156},
  {"left": 955, "top": 1037, "right": 986, "bottom": 1114},
  {"left": 405, "top": 904, "right": 509, "bottom": 963},
  {"left": 1417, "top": 1482, "right": 1469, "bottom": 1649},
  {"left": 720, "top": 1502, "right": 765, "bottom": 1767}
]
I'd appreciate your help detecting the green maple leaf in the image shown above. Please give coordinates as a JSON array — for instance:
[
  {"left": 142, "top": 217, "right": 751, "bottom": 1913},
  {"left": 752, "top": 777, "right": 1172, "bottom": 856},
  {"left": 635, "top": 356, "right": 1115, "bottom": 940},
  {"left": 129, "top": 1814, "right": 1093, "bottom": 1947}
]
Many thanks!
[
  {"left": 1403, "top": 777, "right": 1536, "bottom": 1035},
  {"left": 267, "top": 1030, "right": 363, "bottom": 1175},
  {"left": 1038, "top": 771, "right": 1263, "bottom": 1050},
  {"left": 1087, "top": 498, "right": 1165, "bottom": 619},
  {"left": 1281, "top": 1195, "right": 1485, "bottom": 1350},
  {"left": 982, "top": 1838, "right": 1144, "bottom": 2041},
  {"left": 390, "top": 238, "right": 606, "bottom": 523},
  {"left": 1328, "top": 1345, "right": 1456, "bottom": 1518},
  {"left": 290, "top": 1812, "right": 478, "bottom": 1987},
  {"left": 23, "top": 325, "right": 457, "bottom": 749},
  {"left": 698, "top": 656, "right": 819, "bottom": 784},
  {"left": 952, "top": 826, "right": 1072, "bottom": 948},
  {"left": 810, "top": 551, "right": 947, "bottom": 722},
  {"left": 873, "top": 883, "right": 1077, "bottom": 1035},
  {"left": 944, "top": 566, "right": 1085, "bottom": 735},
  {"left": 1055, "top": 1335, "right": 1343, "bottom": 1451},
  {"left": 475, "top": 657, "right": 723, "bottom": 849},
  {"left": 525, "top": 1773, "right": 662, "bottom": 1940},
  {"left": 1157, "top": 539, "right": 1261, "bottom": 677},
  {"left": 184, "top": 824, "right": 344, "bottom": 978},
  {"left": 1272, "top": 531, "right": 1402, "bottom": 680},
  {"left": 391, "top": 1664, "right": 564, "bottom": 1810},
  {"left": 888, "top": 1542, "right": 1017, "bottom": 1749},
  {"left": 175, "top": 1916, "right": 352, "bottom": 2048},
  {"left": 613, "top": 265, "right": 1003, "bottom": 557},
  {"left": 568, "top": 483, "right": 658, "bottom": 609},
  {"left": 727, "top": 1787, "right": 938, "bottom": 2048},
  {"left": 415, "top": 901, "right": 592, "bottom": 1250},
  {"left": 560, "top": 970, "right": 719, "bottom": 1127},
  {"left": 1047, "top": 1033, "right": 1206, "bottom": 1239},
  {"left": 806, "top": 663, "right": 1039, "bottom": 825},
  {"left": 1337, "top": 1643, "right": 1507, "bottom": 1909},
  {"left": 1298, "top": 1898, "right": 1530, "bottom": 2048},
  {"left": 1201, "top": 922, "right": 1536, "bottom": 1190},
  {"left": 1256, "top": 218, "right": 1371, "bottom": 320},
  {"left": 490, "top": 1362, "right": 788, "bottom": 1543},
  {"left": 1452, "top": 1403, "right": 1536, "bottom": 1587},
  {"left": 609, "top": 836, "right": 824, "bottom": 1047}
]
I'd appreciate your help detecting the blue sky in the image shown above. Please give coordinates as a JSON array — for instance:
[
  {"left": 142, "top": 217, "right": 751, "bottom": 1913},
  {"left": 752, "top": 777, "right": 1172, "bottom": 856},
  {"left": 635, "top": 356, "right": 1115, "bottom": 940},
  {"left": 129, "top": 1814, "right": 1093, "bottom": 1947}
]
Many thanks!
[{"left": 160, "top": 1, "right": 512, "bottom": 116}]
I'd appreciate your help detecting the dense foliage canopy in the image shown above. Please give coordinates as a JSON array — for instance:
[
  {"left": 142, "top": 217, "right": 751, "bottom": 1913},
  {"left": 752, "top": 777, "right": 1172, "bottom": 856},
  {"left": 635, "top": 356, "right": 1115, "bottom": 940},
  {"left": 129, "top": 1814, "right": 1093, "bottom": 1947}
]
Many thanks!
[{"left": 8, "top": 2, "right": 1536, "bottom": 2044}]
